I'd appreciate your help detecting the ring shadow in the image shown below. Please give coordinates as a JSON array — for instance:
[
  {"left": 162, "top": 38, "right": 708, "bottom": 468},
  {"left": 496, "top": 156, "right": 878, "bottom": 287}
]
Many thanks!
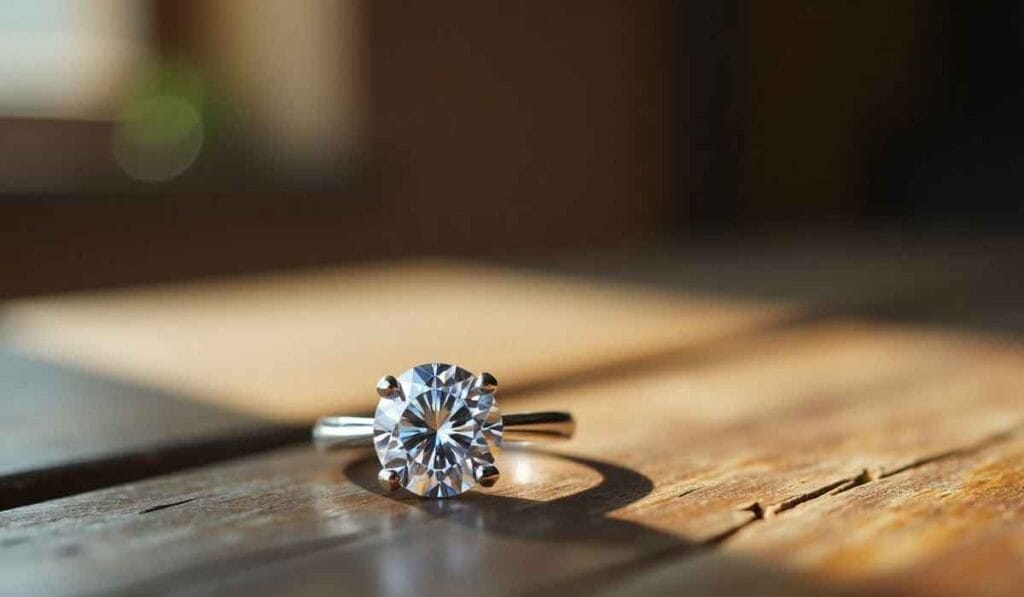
[
  {"left": 342, "top": 450, "right": 689, "bottom": 550},
  {"left": 330, "top": 452, "right": 837, "bottom": 595}
]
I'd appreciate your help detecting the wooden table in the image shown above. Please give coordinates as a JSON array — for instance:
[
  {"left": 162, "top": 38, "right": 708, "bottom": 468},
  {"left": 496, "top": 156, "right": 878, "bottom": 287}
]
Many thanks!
[{"left": 1, "top": 235, "right": 1022, "bottom": 595}]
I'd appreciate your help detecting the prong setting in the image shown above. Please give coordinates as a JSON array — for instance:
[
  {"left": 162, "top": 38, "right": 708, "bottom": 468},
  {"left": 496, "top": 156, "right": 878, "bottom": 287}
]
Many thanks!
[
  {"left": 376, "top": 375, "right": 400, "bottom": 399},
  {"left": 367, "top": 364, "right": 508, "bottom": 497},
  {"left": 474, "top": 372, "right": 498, "bottom": 394},
  {"left": 378, "top": 468, "right": 402, "bottom": 492},
  {"left": 474, "top": 464, "right": 500, "bottom": 488}
]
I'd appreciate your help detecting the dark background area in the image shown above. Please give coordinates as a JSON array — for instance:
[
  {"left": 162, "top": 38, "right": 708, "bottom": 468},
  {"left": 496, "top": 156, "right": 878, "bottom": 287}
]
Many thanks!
[{"left": 1, "top": 1, "right": 1021, "bottom": 298}]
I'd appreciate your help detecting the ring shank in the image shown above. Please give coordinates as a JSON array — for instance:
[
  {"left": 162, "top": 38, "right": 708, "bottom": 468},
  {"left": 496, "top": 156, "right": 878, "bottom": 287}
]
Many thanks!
[
  {"left": 501, "top": 412, "right": 576, "bottom": 443},
  {"left": 313, "top": 411, "right": 575, "bottom": 450}
]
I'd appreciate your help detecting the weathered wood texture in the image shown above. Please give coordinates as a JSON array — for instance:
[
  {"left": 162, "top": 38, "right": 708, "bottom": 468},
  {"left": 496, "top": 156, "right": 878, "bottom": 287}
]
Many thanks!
[
  {"left": 0, "top": 258, "right": 784, "bottom": 512},
  {"left": 1, "top": 238, "right": 1024, "bottom": 595},
  {"left": 0, "top": 348, "right": 303, "bottom": 510},
  {"left": 2, "top": 323, "right": 1023, "bottom": 595}
]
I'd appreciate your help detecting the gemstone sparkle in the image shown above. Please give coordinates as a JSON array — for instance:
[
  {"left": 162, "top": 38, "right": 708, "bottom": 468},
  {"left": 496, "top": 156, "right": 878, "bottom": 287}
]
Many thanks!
[{"left": 373, "top": 363, "right": 503, "bottom": 498}]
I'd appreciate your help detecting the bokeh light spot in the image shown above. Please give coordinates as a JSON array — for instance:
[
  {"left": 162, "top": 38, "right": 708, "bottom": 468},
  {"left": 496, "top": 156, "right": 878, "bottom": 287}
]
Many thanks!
[{"left": 113, "top": 94, "right": 204, "bottom": 183}]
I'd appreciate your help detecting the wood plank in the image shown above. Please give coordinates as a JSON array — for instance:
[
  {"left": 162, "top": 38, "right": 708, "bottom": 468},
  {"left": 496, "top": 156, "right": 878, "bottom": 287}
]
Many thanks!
[
  {"left": 2, "top": 319, "right": 1022, "bottom": 595},
  {"left": 0, "top": 259, "right": 789, "bottom": 422},
  {"left": 0, "top": 347, "right": 303, "bottom": 511},
  {"left": 599, "top": 435, "right": 1024, "bottom": 596},
  {"left": 0, "top": 257, "right": 791, "bottom": 508}
]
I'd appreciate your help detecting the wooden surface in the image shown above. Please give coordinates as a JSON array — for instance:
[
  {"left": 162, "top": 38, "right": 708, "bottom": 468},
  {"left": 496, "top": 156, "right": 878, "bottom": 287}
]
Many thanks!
[
  {"left": 0, "top": 348, "right": 302, "bottom": 510},
  {"left": 1, "top": 237, "right": 1023, "bottom": 596},
  {"left": 0, "top": 260, "right": 786, "bottom": 421}
]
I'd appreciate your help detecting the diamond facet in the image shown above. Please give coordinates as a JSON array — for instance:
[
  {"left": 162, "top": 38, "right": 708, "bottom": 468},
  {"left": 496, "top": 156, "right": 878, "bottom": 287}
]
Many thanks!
[{"left": 373, "top": 363, "right": 503, "bottom": 498}]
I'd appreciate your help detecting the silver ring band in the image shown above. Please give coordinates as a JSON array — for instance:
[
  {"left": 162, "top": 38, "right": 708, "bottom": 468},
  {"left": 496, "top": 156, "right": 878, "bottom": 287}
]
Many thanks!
[{"left": 313, "top": 411, "right": 575, "bottom": 450}]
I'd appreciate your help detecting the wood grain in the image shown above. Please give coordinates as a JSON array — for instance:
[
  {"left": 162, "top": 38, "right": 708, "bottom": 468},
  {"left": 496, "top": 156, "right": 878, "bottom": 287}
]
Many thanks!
[
  {"left": 0, "top": 257, "right": 793, "bottom": 511},
  {"left": 2, "top": 317, "right": 1022, "bottom": 595},
  {"left": 0, "top": 260, "right": 790, "bottom": 422},
  {"left": 602, "top": 435, "right": 1024, "bottom": 596},
  {"left": 0, "top": 348, "right": 302, "bottom": 511}
]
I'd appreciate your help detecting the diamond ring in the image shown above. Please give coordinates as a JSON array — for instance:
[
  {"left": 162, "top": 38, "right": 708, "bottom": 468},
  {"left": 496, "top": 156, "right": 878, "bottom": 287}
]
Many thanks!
[{"left": 312, "top": 362, "right": 575, "bottom": 498}]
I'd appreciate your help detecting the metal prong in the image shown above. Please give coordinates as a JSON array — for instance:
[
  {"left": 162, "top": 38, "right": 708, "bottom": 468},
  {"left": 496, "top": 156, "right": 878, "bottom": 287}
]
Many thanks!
[
  {"left": 378, "top": 468, "right": 401, "bottom": 492},
  {"left": 473, "top": 372, "right": 498, "bottom": 394},
  {"left": 474, "top": 464, "right": 500, "bottom": 488},
  {"left": 376, "top": 375, "right": 400, "bottom": 398}
]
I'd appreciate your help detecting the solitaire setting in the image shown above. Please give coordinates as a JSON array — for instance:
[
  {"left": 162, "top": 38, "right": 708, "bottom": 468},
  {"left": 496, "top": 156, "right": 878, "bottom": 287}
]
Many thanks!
[
  {"left": 313, "top": 362, "right": 575, "bottom": 498},
  {"left": 374, "top": 363, "right": 503, "bottom": 498}
]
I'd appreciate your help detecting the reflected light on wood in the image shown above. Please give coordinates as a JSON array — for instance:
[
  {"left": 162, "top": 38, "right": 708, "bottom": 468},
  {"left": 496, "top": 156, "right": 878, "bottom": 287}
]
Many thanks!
[{"left": 0, "top": 259, "right": 791, "bottom": 421}]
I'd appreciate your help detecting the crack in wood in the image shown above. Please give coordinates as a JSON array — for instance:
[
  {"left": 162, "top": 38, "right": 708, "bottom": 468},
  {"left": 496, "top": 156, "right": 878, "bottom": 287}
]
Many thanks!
[
  {"left": 880, "top": 427, "right": 1019, "bottom": 479},
  {"left": 831, "top": 468, "right": 880, "bottom": 495},
  {"left": 676, "top": 487, "right": 700, "bottom": 498},
  {"left": 0, "top": 425, "right": 308, "bottom": 512},
  {"left": 138, "top": 497, "right": 198, "bottom": 515},
  {"left": 542, "top": 423, "right": 1024, "bottom": 596},
  {"left": 743, "top": 501, "right": 770, "bottom": 520},
  {"left": 718, "top": 423, "right": 1024, "bottom": 546},
  {"left": 773, "top": 479, "right": 850, "bottom": 514}
]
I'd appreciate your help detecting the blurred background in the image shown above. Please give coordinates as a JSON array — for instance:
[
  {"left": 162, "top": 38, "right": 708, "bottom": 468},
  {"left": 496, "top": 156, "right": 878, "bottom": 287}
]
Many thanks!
[{"left": 1, "top": 0, "right": 1022, "bottom": 297}]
